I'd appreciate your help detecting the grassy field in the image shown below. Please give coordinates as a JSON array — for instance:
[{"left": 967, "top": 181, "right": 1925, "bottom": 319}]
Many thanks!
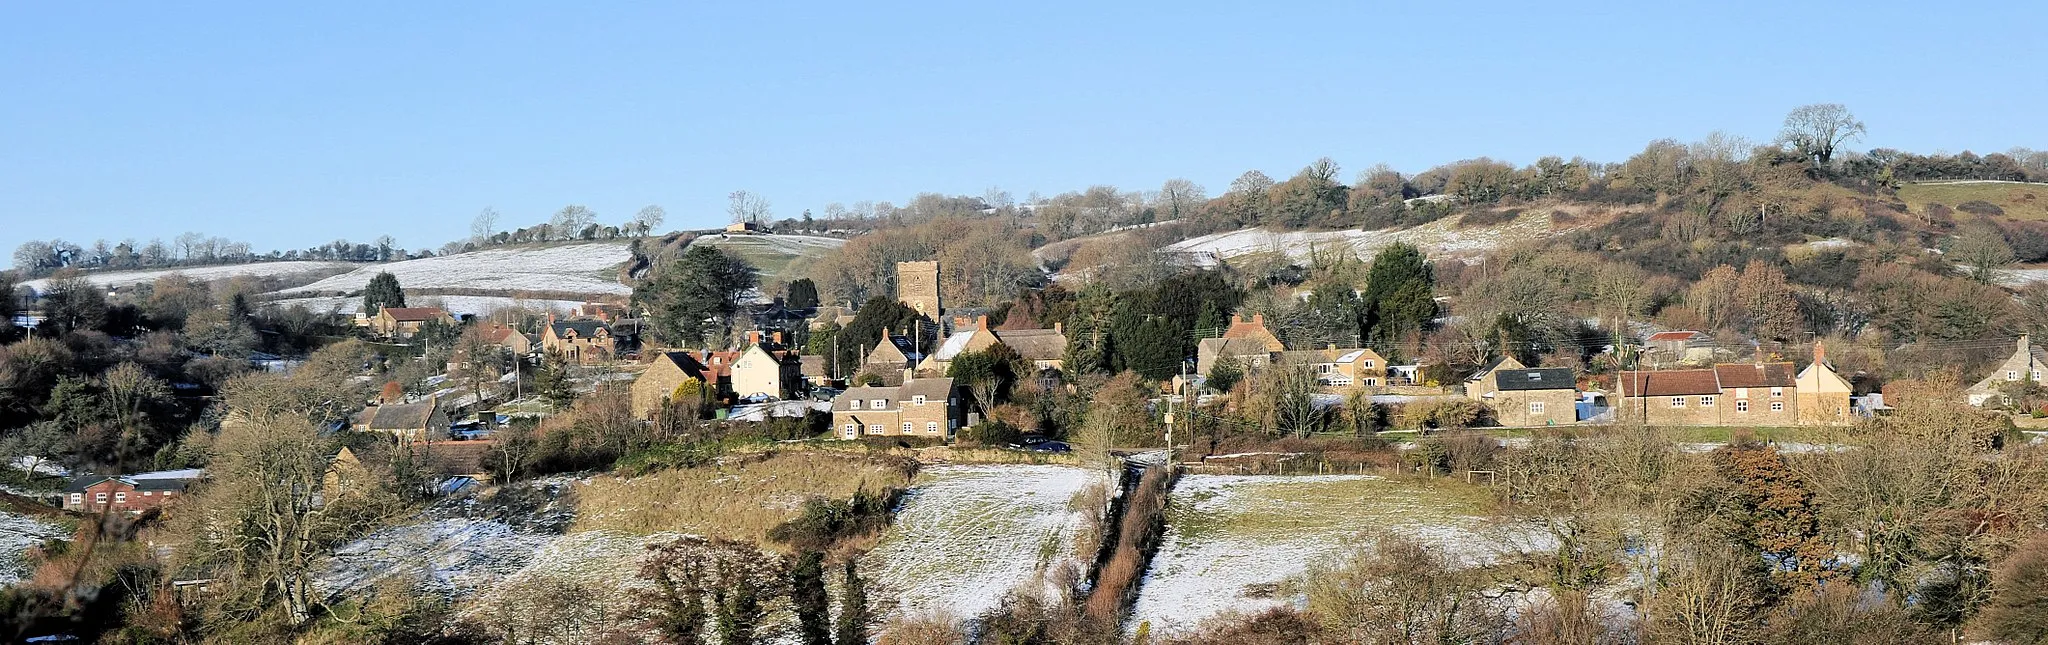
[
  {"left": 1898, "top": 181, "right": 2048, "bottom": 221},
  {"left": 1131, "top": 474, "right": 1499, "bottom": 633},
  {"left": 689, "top": 234, "right": 844, "bottom": 282},
  {"left": 571, "top": 451, "right": 914, "bottom": 543}
]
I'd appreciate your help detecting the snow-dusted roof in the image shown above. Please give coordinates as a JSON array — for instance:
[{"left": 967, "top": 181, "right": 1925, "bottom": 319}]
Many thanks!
[{"left": 931, "top": 329, "right": 978, "bottom": 362}]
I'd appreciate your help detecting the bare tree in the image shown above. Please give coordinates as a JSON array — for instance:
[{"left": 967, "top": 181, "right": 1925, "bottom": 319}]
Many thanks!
[
  {"left": 633, "top": 204, "right": 666, "bottom": 236},
  {"left": 728, "top": 190, "right": 772, "bottom": 225},
  {"left": 471, "top": 207, "right": 500, "bottom": 245},
  {"left": 1950, "top": 224, "right": 2016, "bottom": 285},
  {"left": 1779, "top": 103, "right": 1865, "bottom": 166},
  {"left": 1157, "top": 178, "right": 1207, "bottom": 221}
]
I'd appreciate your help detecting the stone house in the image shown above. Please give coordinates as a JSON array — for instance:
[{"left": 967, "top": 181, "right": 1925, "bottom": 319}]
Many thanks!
[
  {"left": 356, "top": 397, "right": 448, "bottom": 443},
  {"left": 1617, "top": 369, "right": 1725, "bottom": 426},
  {"left": 1966, "top": 335, "right": 2048, "bottom": 407},
  {"left": 857, "top": 335, "right": 921, "bottom": 386},
  {"left": 479, "top": 322, "right": 534, "bottom": 355},
  {"left": 373, "top": 307, "right": 454, "bottom": 339},
  {"left": 542, "top": 317, "right": 615, "bottom": 364},
  {"left": 63, "top": 469, "right": 204, "bottom": 514},
  {"left": 631, "top": 350, "right": 729, "bottom": 419},
  {"left": 1712, "top": 362, "right": 1799, "bottom": 426},
  {"left": 830, "top": 378, "right": 964, "bottom": 440},
  {"left": 1463, "top": 356, "right": 1527, "bottom": 400},
  {"left": 1282, "top": 347, "right": 1391, "bottom": 390},
  {"left": 1795, "top": 346, "right": 1854, "bottom": 425},
  {"left": 923, "top": 316, "right": 1070, "bottom": 375},
  {"left": 1475, "top": 367, "right": 1577, "bottom": 426}
]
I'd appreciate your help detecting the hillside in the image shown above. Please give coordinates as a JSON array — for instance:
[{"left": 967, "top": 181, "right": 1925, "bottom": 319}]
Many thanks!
[
  {"left": 271, "top": 241, "right": 634, "bottom": 298},
  {"left": 18, "top": 260, "right": 359, "bottom": 293},
  {"left": 1897, "top": 180, "right": 2048, "bottom": 221},
  {"left": 686, "top": 232, "right": 844, "bottom": 282},
  {"left": 1160, "top": 206, "right": 1609, "bottom": 268}
]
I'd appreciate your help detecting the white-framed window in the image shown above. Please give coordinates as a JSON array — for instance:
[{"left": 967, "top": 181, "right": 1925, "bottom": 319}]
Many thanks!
[
  {"left": 114, "top": 492, "right": 127, "bottom": 503},
  {"left": 1526, "top": 372, "right": 1543, "bottom": 381},
  {"left": 1771, "top": 387, "right": 1784, "bottom": 398},
  {"left": 1529, "top": 401, "right": 1546, "bottom": 414},
  {"left": 2034, "top": 370, "right": 2042, "bottom": 381},
  {"left": 844, "top": 423, "right": 857, "bottom": 437},
  {"left": 926, "top": 422, "right": 939, "bottom": 433},
  {"left": 1700, "top": 396, "right": 1715, "bottom": 407},
  {"left": 2009, "top": 371, "right": 2021, "bottom": 381},
  {"left": 871, "top": 399, "right": 887, "bottom": 410},
  {"left": 1771, "top": 401, "right": 1784, "bottom": 412},
  {"left": 143, "top": 491, "right": 154, "bottom": 496},
  {"left": 1669, "top": 397, "right": 1686, "bottom": 408},
  {"left": 69, "top": 493, "right": 81, "bottom": 505},
  {"left": 867, "top": 424, "right": 883, "bottom": 435},
  {"left": 95, "top": 493, "right": 108, "bottom": 503},
  {"left": 902, "top": 422, "right": 914, "bottom": 434},
  {"left": 1363, "top": 360, "right": 1374, "bottom": 368},
  {"left": 1736, "top": 400, "right": 1749, "bottom": 413},
  {"left": 849, "top": 400, "right": 861, "bottom": 410},
  {"left": 912, "top": 395, "right": 926, "bottom": 405}
]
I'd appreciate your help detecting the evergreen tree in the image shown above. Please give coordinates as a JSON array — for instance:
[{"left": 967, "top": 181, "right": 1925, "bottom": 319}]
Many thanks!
[
  {"left": 535, "top": 351, "right": 575, "bottom": 407},
  {"left": 635, "top": 245, "right": 760, "bottom": 347},
  {"left": 1360, "top": 242, "right": 1435, "bottom": 349},
  {"left": 786, "top": 278, "right": 820, "bottom": 311},
  {"left": 833, "top": 560, "right": 869, "bottom": 645},
  {"left": 788, "top": 552, "right": 833, "bottom": 645},
  {"left": 362, "top": 271, "right": 406, "bottom": 314}
]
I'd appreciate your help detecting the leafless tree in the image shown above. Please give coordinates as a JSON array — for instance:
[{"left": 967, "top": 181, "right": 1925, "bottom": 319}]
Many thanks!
[
  {"left": 471, "top": 207, "right": 500, "bottom": 244},
  {"left": 728, "top": 190, "right": 773, "bottom": 225},
  {"left": 1157, "top": 178, "right": 1207, "bottom": 221},
  {"left": 1779, "top": 103, "right": 1865, "bottom": 166},
  {"left": 633, "top": 204, "right": 666, "bottom": 236}
]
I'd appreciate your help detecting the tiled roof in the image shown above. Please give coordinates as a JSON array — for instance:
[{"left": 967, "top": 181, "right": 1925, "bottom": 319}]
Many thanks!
[
  {"left": 364, "top": 401, "right": 438, "bottom": 430},
  {"left": 1646, "top": 330, "right": 1706, "bottom": 342},
  {"left": 1713, "top": 363, "right": 1796, "bottom": 388},
  {"left": 994, "top": 328, "right": 1067, "bottom": 361},
  {"left": 549, "top": 319, "right": 609, "bottom": 338},
  {"left": 1619, "top": 369, "right": 1721, "bottom": 397}
]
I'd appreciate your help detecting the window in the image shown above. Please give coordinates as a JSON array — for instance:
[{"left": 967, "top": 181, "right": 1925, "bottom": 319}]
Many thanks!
[
  {"left": 1364, "top": 378, "right": 1379, "bottom": 387},
  {"left": 927, "top": 422, "right": 939, "bottom": 433},
  {"left": 902, "top": 422, "right": 914, "bottom": 434},
  {"left": 143, "top": 491, "right": 155, "bottom": 496},
  {"left": 114, "top": 492, "right": 127, "bottom": 503},
  {"left": 871, "top": 399, "right": 887, "bottom": 409},
  {"left": 95, "top": 493, "right": 108, "bottom": 503},
  {"left": 912, "top": 395, "right": 926, "bottom": 405},
  {"left": 1670, "top": 397, "right": 1686, "bottom": 408},
  {"left": 1529, "top": 401, "right": 1546, "bottom": 414},
  {"left": 1363, "top": 360, "right": 1374, "bottom": 368},
  {"left": 849, "top": 400, "right": 860, "bottom": 410},
  {"left": 1771, "top": 401, "right": 1784, "bottom": 412},
  {"left": 1771, "top": 387, "right": 1783, "bottom": 398},
  {"left": 1526, "top": 372, "right": 1542, "bottom": 381},
  {"left": 1700, "top": 396, "right": 1715, "bottom": 407},
  {"left": 69, "top": 493, "right": 81, "bottom": 505},
  {"left": 867, "top": 424, "right": 883, "bottom": 435},
  {"left": 2034, "top": 370, "right": 2042, "bottom": 381},
  {"left": 1736, "top": 400, "right": 1749, "bottom": 413},
  {"left": 2009, "top": 371, "right": 2021, "bottom": 381},
  {"left": 844, "top": 423, "right": 857, "bottom": 437}
]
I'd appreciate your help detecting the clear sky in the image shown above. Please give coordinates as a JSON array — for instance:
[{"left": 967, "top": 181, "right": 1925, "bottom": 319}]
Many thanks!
[{"left": 3, "top": 2, "right": 2043, "bottom": 255}]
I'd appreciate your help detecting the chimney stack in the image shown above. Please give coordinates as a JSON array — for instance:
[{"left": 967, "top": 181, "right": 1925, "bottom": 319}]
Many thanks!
[
  {"left": 1252, "top": 314, "right": 1265, "bottom": 326},
  {"left": 1053, "top": 322, "right": 1063, "bottom": 335},
  {"left": 747, "top": 330, "right": 762, "bottom": 346},
  {"left": 1814, "top": 341, "right": 1826, "bottom": 365},
  {"left": 977, "top": 315, "right": 989, "bottom": 329},
  {"left": 771, "top": 331, "right": 784, "bottom": 346}
]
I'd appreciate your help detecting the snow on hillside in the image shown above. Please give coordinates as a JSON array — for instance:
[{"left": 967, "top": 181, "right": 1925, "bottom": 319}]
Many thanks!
[
  {"left": 690, "top": 233, "right": 845, "bottom": 279},
  {"left": 1164, "top": 211, "right": 1564, "bottom": 267},
  {"left": 0, "top": 511, "right": 69, "bottom": 585},
  {"left": 274, "top": 242, "right": 632, "bottom": 297},
  {"left": 865, "top": 465, "right": 1107, "bottom": 621},
  {"left": 267, "top": 295, "right": 586, "bottom": 317},
  {"left": 1130, "top": 474, "right": 1507, "bottom": 634},
  {"left": 18, "top": 261, "right": 359, "bottom": 293}
]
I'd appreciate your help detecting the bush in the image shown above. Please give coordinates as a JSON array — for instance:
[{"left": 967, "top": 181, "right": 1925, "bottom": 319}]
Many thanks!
[
  {"left": 1973, "top": 531, "right": 2048, "bottom": 644},
  {"left": 766, "top": 488, "right": 902, "bottom": 554},
  {"left": 1957, "top": 200, "right": 2006, "bottom": 216}
]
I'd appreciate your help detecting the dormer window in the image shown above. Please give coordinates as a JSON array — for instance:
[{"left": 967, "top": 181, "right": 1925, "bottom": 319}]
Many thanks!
[
  {"left": 871, "top": 399, "right": 887, "bottom": 409},
  {"left": 1527, "top": 372, "right": 1541, "bottom": 381},
  {"left": 849, "top": 400, "right": 861, "bottom": 410},
  {"left": 912, "top": 395, "right": 926, "bottom": 405}
]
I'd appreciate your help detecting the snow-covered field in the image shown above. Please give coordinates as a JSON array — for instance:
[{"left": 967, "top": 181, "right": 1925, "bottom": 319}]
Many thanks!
[
  {"left": 1164, "top": 211, "right": 1567, "bottom": 267},
  {"left": 266, "top": 295, "right": 586, "bottom": 317},
  {"left": 0, "top": 511, "right": 69, "bottom": 585},
  {"left": 316, "top": 476, "right": 584, "bottom": 600},
  {"left": 18, "top": 261, "right": 359, "bottom": 293},
  {"left": 865, "top": 464, "right": 1108, "bottom": 621},
  {"left": 1130, "top": 474, "right": 1500, "bottom": 634},
  {"left": 274, "top": 242, "right": 632, "bottom": 297}
]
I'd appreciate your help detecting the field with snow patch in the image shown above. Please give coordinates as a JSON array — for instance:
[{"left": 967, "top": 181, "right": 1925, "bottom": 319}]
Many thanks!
[
  {"left": 274, "top": 242, "right": 632, "bottom": 297},
  {"left": 266, "top": 294, "right": 587, "bottom": 317},
  {"left": 1164, "top": 211, "right": 1569, "bottom": 267},
  {"left": 18, "top": 261, "right": 359, "bottom": 293},
  {"left": 1130, "top": 474, "right": 1501, "bottom": 634},
  {"left": 690, "top": 233, "right": 844, "bottom": 280},
  {"left": 0, "top": 511, "right": 69, "bottom": 585},
  {"left": 864, "top": 464, "right": 1108, "bottom": 621}
]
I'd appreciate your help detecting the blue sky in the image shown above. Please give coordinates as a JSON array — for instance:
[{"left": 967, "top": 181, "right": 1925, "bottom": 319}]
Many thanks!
[{"left": 3, "top": 2, "right": 2043, "bottom": 255}]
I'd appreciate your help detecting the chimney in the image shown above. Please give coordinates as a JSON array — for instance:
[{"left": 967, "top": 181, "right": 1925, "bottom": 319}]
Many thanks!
[
  {"left": 1814, "top": 341, "right": 1826, "bottom": 366},
  {"left": 1252, "top": 313, "right": 1265, "bottom": 326},
  {"left": 903, "top": 367, "right": 915, "bottom": 383},
  {"left": 1053, "top": 321, "right": 1063, "bottom": 335},
  {"left": 977, "top": 315, "right": 989, "bottom": 330},
  {"left": 954, "top": 316, "right": 970, "bottom": 329},
  {"left": 747, "top": 330, "right": 762, "bottom": 346},
  {"left": 771, "top": 331, "right": 784, "bottom": 346}
]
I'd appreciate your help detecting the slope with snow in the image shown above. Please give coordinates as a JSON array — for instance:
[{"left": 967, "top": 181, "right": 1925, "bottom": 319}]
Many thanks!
[
  {"left": 1163, "top": 211, "right": 1568, "bottom": 267},
  {"left": 864, "top": 464, "right": 1108, "bottom": 621},
  {"left": 0, "top": 511, "right": 69, "bottom": 585},
  {"left": 275, "top": 242, "right": 633, "bottom": 297},
  {"left": 266, "top": 295, "right": 587, "bottom": 317},
  {"left": 18, "top": 261, "right": 360, "bottom": 293},
  {"left": 1129, "top": 474, "right": 1502, "bottom": 634}
]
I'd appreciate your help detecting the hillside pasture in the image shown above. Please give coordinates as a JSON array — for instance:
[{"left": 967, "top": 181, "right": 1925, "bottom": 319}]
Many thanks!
[
  {"left": 1898, "top": 181, "right": 2048, "bottom": 221},
  {"left": 688, "top": 233, "right": 844, "bottom": 282},
  {"left": 864, "top": 464, "right": 1108, "bottom": 622},
  {"left": 18, "top": 261, "right": 359, "bottom": 293},
  {"left": 272, "top": 242, "right": 633, "bottom": 297}
]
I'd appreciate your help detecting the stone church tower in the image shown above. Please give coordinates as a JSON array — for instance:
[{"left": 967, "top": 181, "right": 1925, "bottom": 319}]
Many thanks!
[{"left": 896, "top": 260, "right": 941, "bottom": 317}]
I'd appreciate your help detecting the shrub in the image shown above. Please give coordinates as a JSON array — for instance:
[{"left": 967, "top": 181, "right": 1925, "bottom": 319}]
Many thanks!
[
  {"left": 1957, "top": 200, "right": 2006, "bottom": 216},
  {"left": 1973, "top": 531, "right": 2048, "bottom": 644},
  {"left": 765, "top": 488, "right": 902, "bottom": 554}
]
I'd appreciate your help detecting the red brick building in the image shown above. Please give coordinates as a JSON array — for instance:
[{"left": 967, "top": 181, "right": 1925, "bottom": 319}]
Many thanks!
[{"left": 63, "top": 469, "right": 205, "bottom": 514}]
